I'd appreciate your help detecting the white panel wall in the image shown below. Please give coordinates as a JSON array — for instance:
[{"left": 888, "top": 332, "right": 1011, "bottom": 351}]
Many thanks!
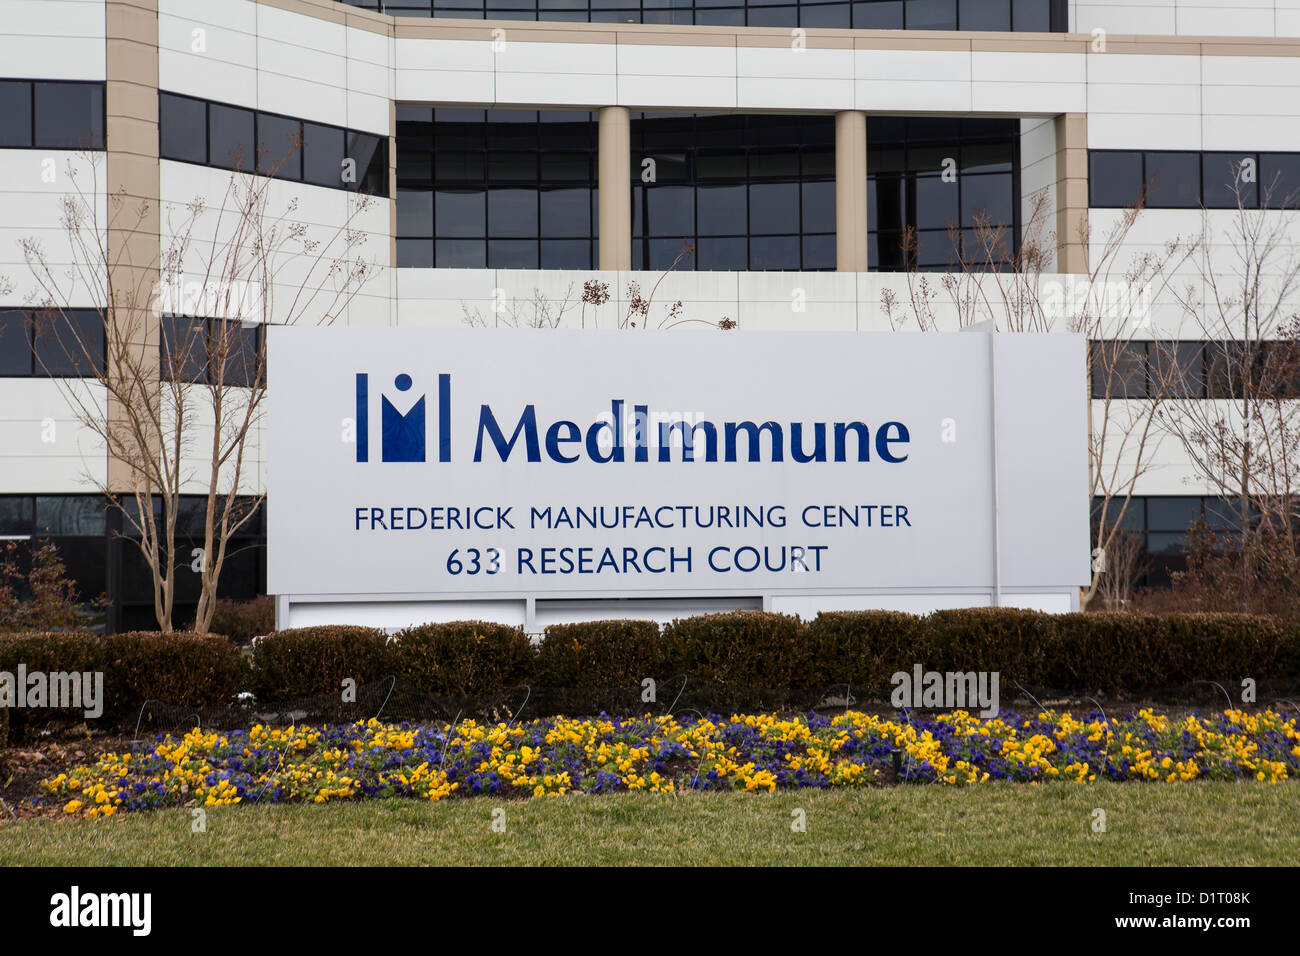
[
  {"left": 0, "top": 0, "right": 105, "bottom": 81},
  {"left": 159, "top": 0, "right": 391, "bottom": 134},
  {"left": 0, "top": 380, "right": 106, "bottom": 493},
  {"left": 158, "top": 159, "right": 391, "bottom": 328},
  {"left": 1074, "top": 0, "right": 1300, "bottom": 38},
  {"left": 0, "top": 151, "right": 108, "bottom": 308}
]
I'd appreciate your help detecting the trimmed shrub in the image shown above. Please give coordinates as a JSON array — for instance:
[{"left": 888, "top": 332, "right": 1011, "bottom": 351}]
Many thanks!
[
  {"left": 0, "top": 631, "right": 241, "bottom": 738},
  {"left": 800, "top": 611, "right": 925, "bottom": 688},
  {"left": 207, "top": 596, "right": 275, "bottom": 644},
  {"left": 1049, "top": 613, "right": 1176, "bottom": 692},
  {"left": 392, "top": 621, "right": 533, "bottom": 697},
  {"left": 663, "top": 611, "right": 803, "bottom": 688},
  {"left": 251, "top": 626, "right": 391, "bottom": 701},
  {"left": 105, "top": 632, "right": 244, "bottom": 714},
  {"left": 922, "top": 608, "right": 1058, "bottom": 685},
  {"left": 1163, "top": 613, "right": 1297, "bottom": 687},
  {"left": 536, "top": 619, "right": 664, "bottom": 688}
]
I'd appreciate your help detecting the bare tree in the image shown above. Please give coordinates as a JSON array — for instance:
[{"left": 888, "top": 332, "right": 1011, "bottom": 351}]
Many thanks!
[
  {"left": 17, "top": 148, "right": 380, "bottom": 633},
  {"left": 881, "top": 187, "right": 1196, "bottom": 609},
  {"left": 1160, "top": 166, "right": 1300, "bottom": 587}
]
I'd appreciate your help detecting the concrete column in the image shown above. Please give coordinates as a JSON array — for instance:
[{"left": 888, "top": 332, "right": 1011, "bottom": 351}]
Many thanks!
[
  {"left": 1054, "top": 112, "right": 1089, "bottom": 275},
  {"left": 598, "top": 106, "right": 631, "bottom": 271},
  {"left": 835, "top": 110, "right": 869, "bottom": 272},
  {"left": 106, "top": 0, "right": 161, "bottom": 494}
]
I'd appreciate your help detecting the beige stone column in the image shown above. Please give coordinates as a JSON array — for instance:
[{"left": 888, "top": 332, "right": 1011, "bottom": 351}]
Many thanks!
[
  {"left": 106, "top": 0, "right": 161, "bottom": 493},
  {"left": 835, "top": 110, "right": 869, "bottom": 273},
  {"left": 597, "top": 106, "right": 631, "bottom": 271},
  {"left": 1054, "top": 113, "right": 1089, "bottom": 275}
]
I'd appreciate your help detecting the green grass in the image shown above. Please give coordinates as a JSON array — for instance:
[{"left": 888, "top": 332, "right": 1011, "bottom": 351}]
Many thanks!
[{"left": 2, "top": 781, "right": 1299, "bottom": 865}]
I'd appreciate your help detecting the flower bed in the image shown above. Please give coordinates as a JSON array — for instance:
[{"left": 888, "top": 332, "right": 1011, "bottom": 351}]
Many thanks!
[{"left": 38, "top": 708, "right": 1300, "bottom": 817}]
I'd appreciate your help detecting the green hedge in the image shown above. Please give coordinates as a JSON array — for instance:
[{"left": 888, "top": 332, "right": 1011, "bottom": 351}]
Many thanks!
[
  {"left": 535, "top": 619, "right": 664, "bottom": 689},
  {"left": 663, "top": 611, "right": 804, "bottom": 688},
  {"left": 391, "top": 621, "right": 533, "bottom": 697},
  {"left": 250, "top": 626, "right": 391, "bottom": 701},
  {"left": 0, "top": 631, "right": 242, "bottom": 740},
  {"left": 4, "top": 610, "right": 1296, "bottom": 733},
  {"left": 800, "top": 610, "right": 926, "bottom": 687}
]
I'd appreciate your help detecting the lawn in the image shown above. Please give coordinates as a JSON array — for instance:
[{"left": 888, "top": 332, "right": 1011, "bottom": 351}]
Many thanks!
[{"left": 2, "top": 781, "right": 1297, "bottom": 866}]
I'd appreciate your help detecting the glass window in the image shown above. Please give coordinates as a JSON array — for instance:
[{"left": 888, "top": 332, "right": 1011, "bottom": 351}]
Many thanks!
[
  {"left": 210, "top": 320, "right": 261, "bottom": 387},
  {"left": 303, "top": 122, "right": 346, "bottom": 188},
  {"left": 1089, "top": 151, "right": 1143, "bottom": 207},
  {"left": 435, "top": 190, "right": 486, "bottom": 238},
  {"left": 31, "top": 309, "right": 103, "bottom": 377},
  {"left": 489, "top": 239, "right": 539, "bottom": 269},
  {"left": 1202, "top": 153, "right": 1256, "bottom": 209},
  {"left": 906, "top": 0, "right": 957, "bottom": 29},
  {"left": 161, "top": 316, "right": 209, "bottom": 383},
  {"left": 959, "top": 0, "right": 1009, "bottom": 30},
  {"left": 1145, "top": 151, "right": 1200, "bottom": 208},
  {"left": 800, "top": 4, "right": 850, "bottom": 27},
  {"left": 539, "top": 188, "right": 590, "bottom": 238},
  {"left": 914, "top": 175, "right": 959, "bottom": 230},
  {"left": 0, "top": 311, "right": 32, "bottom": 375},
  {"left": 35, "top": 496, "right": 106, "bottom": 536},
  {"left": 697, "top": 184, "right": 747, "bottom": 235},
  {"left": 488, "top": 188, "right": 539, "bottom": 237},
  {"left": 258, "top": 113, "right": 302, "bottom": 180},
  {"left": 437, "top": 238, "right": 486, "bottom": 268},
  {"left": 0, "top": 80, "right": 32, "bottom": 148},
  {"left": 159, "top": 93, "right": 207, "bottom": 164},
  {"left": 1260, "top": 153, "right": 1300, "bottom": 209},
  {"left": 33, "top": 82, "right": 103, "bottom": 148},
  {"left": 802, "top": 180, "right": 835, "bottom": 234},
  {"left": 1147, "top": 497, "right": 1202, "bottom": 532},
  {"left": 397, "top": 239, "right": 434, "bottom": 268},
  {"left": 961, "top": 172, "right": 1014, "bottom": 225},
  {"left": 396, "top": 188, "right": 433, "bottom": 237},
  {"left": 644, "top": 186, "right": 695, "bottom": 236},
  {"left": 0, "top": 497, "right": 34, "bottom": 535},
  {"left": 1090, "top": 341, "right": 1147, "bottom": 398},
  {"left": 209, "top": 103, "right": 255, "bottom": 171},
  {"left": 1012, "top": 0, "right": 1051, "bottom": 31},
  {"left": 749, "top": 182, "right": 800, "bottom": 235},
  {"left": 854, "top": 0, "right": 904, "bottom": 28}
]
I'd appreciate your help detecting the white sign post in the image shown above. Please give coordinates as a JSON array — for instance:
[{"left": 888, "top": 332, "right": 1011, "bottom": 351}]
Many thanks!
[{"left": 267, "top": 328, "right": 1090, "bottom": 630}]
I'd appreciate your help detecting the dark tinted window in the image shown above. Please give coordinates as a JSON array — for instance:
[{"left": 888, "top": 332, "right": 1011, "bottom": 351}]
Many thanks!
[
  {"left": 854, "top": 0, "right": 904, "bottom": 27},
  {"left": 1202, "top": 152, "right": 1257, "bottom": 209},
  {"left": 1089, "top": 151, "right": 1143, "bottom": 207},
  {"left": 346, "top": 132, "right": 388, "bottom": 194},
  {"left": 303, "top": 122, "right": 346, "bottom": 187},
  {"left": 1145, "top": 151, "right": 1200, "bottom": 208},
  {"left": 31, "top": 309, "right": 103, "bottom": 377},
  {"left": 0, "top": 80, "right": 32, "bottom": 148},
  {"left": 209, "top": 103, "right": 255, "bottom": 170},
  {"left": 209, "top": 320, "right": 262, "bottom": 387},
  {"left": 907, "top": 0, "right": 957, "bottom": 29},
  {"left": 960, "top": 0, "right": 1009, "bottom": 30},
  {"left": 258, "top": 114, "right": 302, "bottom": 179},
  {"left": 1261, "top": 153, "right": 1300, "bottom": 209},
  {"left": 159, "top": 93, "right": 207, "bottom": 164},
  {"left": 35, "top": 496, "right": 106, "bottom": 536},
  {"left": 161, "top": 315, "right": 209, "bottom": 383},
  {"left": 1012, "top": 0, "right": 1052, "bottom": 30},
  {"left": 0, "top": 311, "right": 32, "bottom": 375},
  {"left": 33, "top": 82, "right": 103, "bottom": 148},
  {"left": 0, "top": 497, "right": 34, "bottom": 535}
]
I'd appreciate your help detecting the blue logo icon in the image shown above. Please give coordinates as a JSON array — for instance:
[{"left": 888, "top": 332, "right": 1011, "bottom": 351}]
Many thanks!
[{"left": 355, "top": 372, "right": 450, "bottom": 463}]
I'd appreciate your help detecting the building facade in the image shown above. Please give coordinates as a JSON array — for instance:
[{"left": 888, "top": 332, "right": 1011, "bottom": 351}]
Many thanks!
[{"left": 2, "top": 0, "right": 1299, "bottom": 629}]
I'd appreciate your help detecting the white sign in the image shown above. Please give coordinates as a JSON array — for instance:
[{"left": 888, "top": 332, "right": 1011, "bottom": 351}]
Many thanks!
[{"left": 267, "top": 328, "right": 1090, "bottom": 603}]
